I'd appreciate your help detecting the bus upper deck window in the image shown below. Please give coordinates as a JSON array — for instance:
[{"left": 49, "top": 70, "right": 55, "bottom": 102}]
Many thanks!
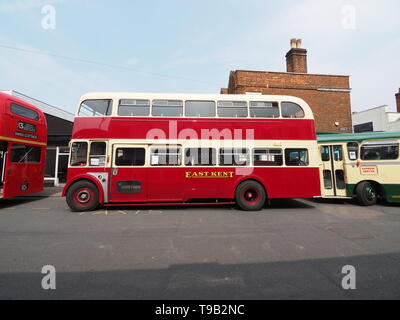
[
  {"left": 347, "top": 142, "right": 359, "bottom": 160},
  {"left": 185, "top": 101, "right": 215, "bottom": 117},
  {"left": 10, "top": 103, "right": 39, "bottom": 121},
  {"left": 282, "top": 102, "right": 305, "bottom": 118},
  {"left": 152, "top": 100, "right": 183, "bottom": 117},
  {"left": 79, "top": 99, "right": 112, "bottom": 117},
  {"left": 250, "top": 102, "right": 279, "bottom": 118},
  {"left": 118, "top": 99, "right": 150, "bottom": 116},
  {"left": 217, "top": 101, "right": 248, "bottom": 118},
  {"left": 70, "top": 142, "right": 88, "bottom": 166}
]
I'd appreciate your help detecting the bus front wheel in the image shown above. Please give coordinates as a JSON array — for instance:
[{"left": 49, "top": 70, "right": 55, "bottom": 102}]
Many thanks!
[
  {"left": 235, "top": 180, "right": 266, "bottom": 211},
  {"left": 356, "top": 181, "right": 378, "bottom": 206},
  {"left": 66, "top": 180, "right": 99, "bottom": 212}
]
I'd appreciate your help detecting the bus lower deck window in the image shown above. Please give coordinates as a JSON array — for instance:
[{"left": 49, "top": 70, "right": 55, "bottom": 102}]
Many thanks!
[
  {"left": 219, "top": 148, "right": 249, "bottom": 166},
  {"left": 115, "top": 148, "right": 145, "bottom": 166},
  {"left": 10, "top": 144, "right": 41, "bottom": 163},
  {"left": 151, "top": 147, "right": 181, "bottom": 166},
  {"left": 360, "top": 143, "right": 399, "bottom": 160},
  {"left": 185, "top": 148, "right": 216, "bottom": 166},
  {"left": 253, "top": 149, "right": 283, "bottom": 166},
  {"left": 285, "top": 149, "right": 309, "bottom": 166}
]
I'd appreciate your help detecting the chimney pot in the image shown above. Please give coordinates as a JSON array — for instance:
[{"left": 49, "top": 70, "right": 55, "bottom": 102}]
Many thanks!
[{"left": 286, "top": 38, "right": 308, "bottom": 73}]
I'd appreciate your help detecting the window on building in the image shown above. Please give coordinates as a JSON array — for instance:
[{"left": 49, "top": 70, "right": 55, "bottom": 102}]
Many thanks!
[
  {"left": 347, "top": 142, "right": 359, "bottom": 160},
  {"left": 253, "top": 149, "right": 283, "bottom": 166},
  {"left": 115, "top": 148, "right": 145, "bottom": 166},
  {"left": 184, "top": 148, "right": 216, "bottom": 166},
  {"left": 185, "top": 101, "right": 215, "bottom": 117},
  {"left": 285, "top": 148, "right": 309, "bottom": 166},
  {"left": 118, "top": 99, "right": 150, "bottom": 116},
  {"left": 250, "top": 102, "right": 279, "bottom": 118},
  {"left": 219, "top": 148, "right": 249, "bottom": 166},
  {"left": 10, "top": 103, "right": 39, "bottom": 121},
  {"left": 150, "top": 147, "right": 181, "bottom": 166},
  {"left": 360, "top": 143, "right": 399, "bottom": 160},
  {"left": 281, "top": 102, "right": 305, "bottom": 118},
  {"left": 10, "top": 144, "right": 41, "bottom": 163},
  {"left": 79, "top": 99, "right": 112, "bottom": 117},
  {"left": 152, "top": 100, "right": 183, "bottom": 117},
  {"left": 70, "top": 142, "right": 88, "bottom": 166},
  {"left": 217, "top": 101, "right": 248, "bottom": 118},
  {"left": 89, "top": 142, "right": 106, "bottom": 166}
]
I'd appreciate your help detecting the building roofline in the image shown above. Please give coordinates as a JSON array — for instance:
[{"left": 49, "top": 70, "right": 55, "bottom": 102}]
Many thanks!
[
  {"left": 1, "top": 90, "right": 74, "bottom": 122},
  {"left": 352, "top": 105, "right": 389, "bottom": 114},
  {"left": 232, "top": 69, "right": 350, "bottom": 78}
]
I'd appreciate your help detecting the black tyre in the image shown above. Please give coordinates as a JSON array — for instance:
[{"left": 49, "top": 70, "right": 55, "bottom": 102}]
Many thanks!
[
  {"left": 66, "top": 180, "right": 99, "bottom": 212},
  {"left": 235, "top": 180, "right": 266, "bottom": 211},
  {"left": 355, "top": 181, "right": 378, "bottom": 206}
]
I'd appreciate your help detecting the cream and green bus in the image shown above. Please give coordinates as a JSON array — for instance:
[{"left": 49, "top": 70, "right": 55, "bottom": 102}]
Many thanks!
[{"left": 317, "top": 132, "right": 400, "bottom": 206}]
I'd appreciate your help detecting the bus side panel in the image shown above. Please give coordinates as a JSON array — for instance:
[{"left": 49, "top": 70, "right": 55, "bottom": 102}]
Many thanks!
[
  {"left": 72, "top": 118, "right": 317, "bottom": 141},
  {"left": 383, "top": 184, "right": 400, "bottom": 203}
]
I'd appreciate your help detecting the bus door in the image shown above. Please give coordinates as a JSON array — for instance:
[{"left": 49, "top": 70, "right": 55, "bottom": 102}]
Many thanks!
[
  {"left": 320, "top": 145, "right": 346, "bottom": 197},
  {"left": 0, "top": 141, "right": 7, "bottom": 194},
  {"left": 110, "top": 144, "right": 148, "bottom": 202}
]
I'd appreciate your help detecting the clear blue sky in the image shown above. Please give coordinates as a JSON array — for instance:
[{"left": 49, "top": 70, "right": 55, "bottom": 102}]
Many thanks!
[{"left": 0, "top": 0, "right": 399, "bottom": 113}]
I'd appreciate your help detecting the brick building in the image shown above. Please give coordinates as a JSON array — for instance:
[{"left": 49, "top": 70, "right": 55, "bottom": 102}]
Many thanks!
[{"left": 221, "top": 39, "right": 352, "bottom": 133}]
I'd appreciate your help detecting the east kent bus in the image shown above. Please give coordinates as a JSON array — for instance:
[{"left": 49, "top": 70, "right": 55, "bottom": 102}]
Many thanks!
[
  {"left": 317, "top": 131, "right": 400, "bottom": 206},
  {"left": 0, "top": 92, "right": 47, "bottom": 199},
  {"left": 63, "top": 92, "right": 321, "bottom": 211}
]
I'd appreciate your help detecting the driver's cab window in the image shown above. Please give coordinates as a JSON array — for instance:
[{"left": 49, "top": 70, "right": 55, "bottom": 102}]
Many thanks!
[
  {"left": 285, "top": 148, "right": 309, "bottom": 166},
  {"left": 70, "top": 142, "right": 88, "bottom": 166}
]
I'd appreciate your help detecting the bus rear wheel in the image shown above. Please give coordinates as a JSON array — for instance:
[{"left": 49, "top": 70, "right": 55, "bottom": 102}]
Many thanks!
[
  {"left": 66, "top": 180, "right": 99, "bottom": 212},
  {"left": 235, "top": 180, "right": 266, "bottom": 211},
  {"left": 356, "top": 181, "right": 378, "bottom": 206}
]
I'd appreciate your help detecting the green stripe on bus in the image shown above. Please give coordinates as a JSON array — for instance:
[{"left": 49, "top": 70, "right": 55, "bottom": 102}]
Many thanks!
[{"left": 346, "top": 183, "right": 400, "bottom": 203}]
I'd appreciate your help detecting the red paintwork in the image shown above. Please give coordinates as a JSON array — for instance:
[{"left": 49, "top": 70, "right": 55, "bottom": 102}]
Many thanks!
[
  {"left": 64, "top": 166, "right": 321, "bottom": 204},
  {"left": 64, "top": 114, "right": 320, "bottom": 206},
  {"left": 72, "top": 117, "right": 316, "bottom": 141},
  {"left": 0, "top": 92, "right": 47, "bottom": 199}
]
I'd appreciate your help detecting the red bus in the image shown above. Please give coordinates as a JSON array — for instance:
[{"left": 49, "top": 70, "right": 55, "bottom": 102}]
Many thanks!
[
  {"left": 63, "top": 92, "right": 321, "bottom": 211},
  {"left": 0, "top": 92, "right": 47, "bottom": 199}
]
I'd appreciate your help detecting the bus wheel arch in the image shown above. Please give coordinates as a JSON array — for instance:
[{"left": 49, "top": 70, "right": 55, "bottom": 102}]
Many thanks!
[
  {"left": 235, "top": 179, "right": 267, "bottom": 211},
  {"left": 354, "top": 180, "right": 382, "bottom": 206},
  {"left": 65, "top": 179, "right": 101, "bottom": 212}
]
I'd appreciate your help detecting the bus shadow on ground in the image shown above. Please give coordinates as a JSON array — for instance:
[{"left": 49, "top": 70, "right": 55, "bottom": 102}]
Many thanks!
[
  {"left": 0, "top": 197, "right": 43, "bottom": 210},
  {"left": 311, "top": 197, "right": 400, "bottom": 208},
  {"left": 101, "top": 198, "right": 314, "bottom": 213},
  {"left": 1, "top": 251, "right": 400, "bottom": 299}
]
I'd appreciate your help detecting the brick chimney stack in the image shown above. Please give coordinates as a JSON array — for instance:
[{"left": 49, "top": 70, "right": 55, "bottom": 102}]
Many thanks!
[
  {"left": 286, "top": 38, "right": 308, "bottom": 73},
  {"left": 396, "top": 88, "right": 400, "bottom": 113}
]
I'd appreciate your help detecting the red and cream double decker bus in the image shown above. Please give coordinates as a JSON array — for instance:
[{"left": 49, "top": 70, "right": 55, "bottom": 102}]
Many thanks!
[
  {"left": 63, "top": 92, "right": 321, "bottom": 211},
  {"left": 0, "top": 92, "right": 47, "bottom": 199}
]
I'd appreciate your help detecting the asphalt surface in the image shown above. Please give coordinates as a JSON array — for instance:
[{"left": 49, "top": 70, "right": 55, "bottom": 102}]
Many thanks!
[{"left": 0, "top": 188, "right": 400, "bottom": 299}]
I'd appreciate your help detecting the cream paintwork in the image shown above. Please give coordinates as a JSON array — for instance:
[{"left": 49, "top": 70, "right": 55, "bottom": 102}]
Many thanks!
[
  {"left": 68, "top": 139, "right": 320, "bottom": 169},
  {"left": 318, "top": 139, "right": 400, "bottom": 197},
  {"left": 75, "top": 92, "right": 314, "bottom": 120}
]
